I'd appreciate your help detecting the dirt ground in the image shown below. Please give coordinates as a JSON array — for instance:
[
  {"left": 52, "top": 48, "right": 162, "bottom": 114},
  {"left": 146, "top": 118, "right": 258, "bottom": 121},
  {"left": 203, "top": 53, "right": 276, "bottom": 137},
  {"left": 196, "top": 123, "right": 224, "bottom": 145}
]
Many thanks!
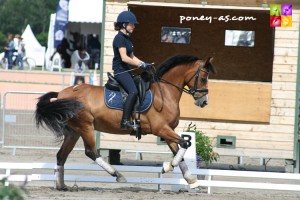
[
  {"left": 25, "top": 186, "right": 300, "bottom": 200},
  {"left": 1, "top": 148, "right": 300, "bottom": 200}
]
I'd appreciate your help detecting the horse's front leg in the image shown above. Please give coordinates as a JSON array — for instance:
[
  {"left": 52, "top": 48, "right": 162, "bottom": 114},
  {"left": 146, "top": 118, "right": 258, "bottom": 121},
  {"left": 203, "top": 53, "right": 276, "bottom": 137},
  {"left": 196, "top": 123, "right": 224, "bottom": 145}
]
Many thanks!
[
  {"left": 178, "top": 160, "right": 200, "bottom": 189},
  {"left": 164, "top": 138, "right": 200, "bottom": 189},
  {"left": 162, "top": 135, "right": 188, "bottom": 173}
]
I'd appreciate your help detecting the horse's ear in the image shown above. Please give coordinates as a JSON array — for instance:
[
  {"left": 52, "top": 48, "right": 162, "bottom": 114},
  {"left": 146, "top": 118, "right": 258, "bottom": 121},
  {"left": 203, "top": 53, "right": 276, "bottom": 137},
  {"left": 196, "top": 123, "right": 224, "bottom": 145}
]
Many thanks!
[
  {"left": 204, "top": 57, "right": 217, "bottom": 74},
  {"left": 204, "top": 57, "right": 214, "bottom": 66}
]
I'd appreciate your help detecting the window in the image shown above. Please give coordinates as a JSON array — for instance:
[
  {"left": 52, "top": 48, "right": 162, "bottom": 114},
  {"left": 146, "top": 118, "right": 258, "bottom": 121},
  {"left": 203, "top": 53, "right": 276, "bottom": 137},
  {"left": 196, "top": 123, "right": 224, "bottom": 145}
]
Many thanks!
[
  {"left": 225, "top": 30, "right": 255, "bottom": 47},
  {"left": 161, "top": 27, "right": 191, "bottom": 44}
]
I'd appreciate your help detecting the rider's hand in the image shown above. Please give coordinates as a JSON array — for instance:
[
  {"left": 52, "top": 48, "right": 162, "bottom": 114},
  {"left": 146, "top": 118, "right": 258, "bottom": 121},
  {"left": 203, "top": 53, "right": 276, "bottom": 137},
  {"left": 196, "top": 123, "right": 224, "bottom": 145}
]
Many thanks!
[{"left": 138, "top": 62, "right": 152, "bottom": 70}]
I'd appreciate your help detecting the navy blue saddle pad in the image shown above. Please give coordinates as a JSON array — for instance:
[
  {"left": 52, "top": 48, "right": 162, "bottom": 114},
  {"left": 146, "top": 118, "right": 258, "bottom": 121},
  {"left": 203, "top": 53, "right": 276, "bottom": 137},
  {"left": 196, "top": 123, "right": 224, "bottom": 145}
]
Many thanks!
[{"left": 104, "top": 88, "right": 153, "bottom": 112}]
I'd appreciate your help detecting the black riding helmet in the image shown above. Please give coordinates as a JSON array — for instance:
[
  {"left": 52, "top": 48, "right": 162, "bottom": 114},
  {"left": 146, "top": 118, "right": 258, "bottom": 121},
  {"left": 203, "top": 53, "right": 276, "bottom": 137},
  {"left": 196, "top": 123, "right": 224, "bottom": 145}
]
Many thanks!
[{"left": 116, "top": 11, "right": 138, "bottom": 33}]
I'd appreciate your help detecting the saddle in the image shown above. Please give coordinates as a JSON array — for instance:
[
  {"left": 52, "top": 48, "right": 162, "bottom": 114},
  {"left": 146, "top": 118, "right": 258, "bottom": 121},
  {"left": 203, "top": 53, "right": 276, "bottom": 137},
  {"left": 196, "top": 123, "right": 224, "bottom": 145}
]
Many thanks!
[
  {"left": 104, "top": 72, "right": 152, "bottom": 139},
  {"left": 105, "top": 72, "right": 151, "bottom": 105}
]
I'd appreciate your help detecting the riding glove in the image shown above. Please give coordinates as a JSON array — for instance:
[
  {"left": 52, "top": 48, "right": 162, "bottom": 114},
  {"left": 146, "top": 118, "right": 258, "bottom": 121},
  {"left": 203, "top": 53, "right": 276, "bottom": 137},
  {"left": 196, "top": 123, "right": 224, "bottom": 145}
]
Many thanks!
[{"left": 138, "top": 62, "right": 152, "bottom": 70}]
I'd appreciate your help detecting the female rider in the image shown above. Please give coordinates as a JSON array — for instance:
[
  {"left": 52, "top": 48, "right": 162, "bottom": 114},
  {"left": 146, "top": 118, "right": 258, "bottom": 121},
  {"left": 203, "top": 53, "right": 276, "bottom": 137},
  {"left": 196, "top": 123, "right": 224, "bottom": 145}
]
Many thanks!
[{"left": 112, "top": 11, "right": 152, "bottom": 130}]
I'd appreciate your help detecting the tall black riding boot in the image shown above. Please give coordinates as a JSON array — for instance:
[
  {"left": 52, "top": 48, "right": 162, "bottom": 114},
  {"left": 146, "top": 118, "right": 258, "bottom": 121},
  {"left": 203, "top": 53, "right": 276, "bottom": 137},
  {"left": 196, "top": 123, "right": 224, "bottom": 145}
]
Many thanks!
[{"left": 121, "top": 93, "right": 137, "bottom": 130}]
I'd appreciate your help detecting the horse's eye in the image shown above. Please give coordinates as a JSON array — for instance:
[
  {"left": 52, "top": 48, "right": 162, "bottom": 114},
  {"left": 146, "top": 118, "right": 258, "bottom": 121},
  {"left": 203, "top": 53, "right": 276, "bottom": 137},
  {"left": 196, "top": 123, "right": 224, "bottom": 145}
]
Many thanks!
[{"left": 201, "top": 77, "right": 207, "bottom": 83}]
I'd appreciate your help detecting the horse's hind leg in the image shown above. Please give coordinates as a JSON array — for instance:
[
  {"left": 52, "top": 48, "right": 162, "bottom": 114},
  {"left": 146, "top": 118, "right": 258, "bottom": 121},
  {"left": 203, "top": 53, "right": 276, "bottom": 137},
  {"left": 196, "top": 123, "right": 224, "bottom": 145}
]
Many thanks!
[
  {"left": 80, "top": 127, "right": 127, "bottom": 183},
  {"left": 55, "top": 131, "right": 80, "bottom": 190}
]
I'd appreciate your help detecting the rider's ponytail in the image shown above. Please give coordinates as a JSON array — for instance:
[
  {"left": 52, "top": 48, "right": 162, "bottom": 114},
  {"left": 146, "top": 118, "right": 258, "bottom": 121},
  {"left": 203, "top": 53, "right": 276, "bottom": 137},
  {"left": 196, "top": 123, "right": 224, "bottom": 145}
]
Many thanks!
[{"left": 114, "top": 22, "right": 121, "bottom": 31}]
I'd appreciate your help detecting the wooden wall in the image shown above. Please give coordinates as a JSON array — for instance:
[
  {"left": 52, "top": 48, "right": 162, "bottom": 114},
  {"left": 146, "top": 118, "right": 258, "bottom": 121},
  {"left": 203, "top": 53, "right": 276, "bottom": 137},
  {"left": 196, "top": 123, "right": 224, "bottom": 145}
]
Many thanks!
[
  {"left": 129, "top": 5, "right": 274, "bottom": 82},
  {"left": 107, "top": 0, "right": 300, "bottom": 8},
  {"left": 102, "top": 1, "right": 299, "bottom": 159},
  {"left": 179, "top": 82, "right": 272, "bottom": 123}
]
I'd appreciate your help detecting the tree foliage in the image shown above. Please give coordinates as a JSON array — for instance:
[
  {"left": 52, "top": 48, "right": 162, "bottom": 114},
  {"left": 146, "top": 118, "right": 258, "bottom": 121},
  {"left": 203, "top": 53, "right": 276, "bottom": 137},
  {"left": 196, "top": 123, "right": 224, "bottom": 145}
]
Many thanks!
[{"left": 0, "top": 0, "right": 59, "bottom": 48}]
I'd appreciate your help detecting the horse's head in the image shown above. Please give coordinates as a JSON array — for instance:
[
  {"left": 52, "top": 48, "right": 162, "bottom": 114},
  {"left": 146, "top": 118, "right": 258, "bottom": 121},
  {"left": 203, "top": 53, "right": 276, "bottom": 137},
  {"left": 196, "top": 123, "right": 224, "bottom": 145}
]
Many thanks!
[{"left": 185, "top": 57, "right": 216, "bottom": 108}]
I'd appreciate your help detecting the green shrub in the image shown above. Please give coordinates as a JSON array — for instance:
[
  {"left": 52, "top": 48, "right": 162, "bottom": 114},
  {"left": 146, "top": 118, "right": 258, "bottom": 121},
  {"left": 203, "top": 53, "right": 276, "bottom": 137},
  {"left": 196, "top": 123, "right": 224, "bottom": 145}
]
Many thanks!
[
  {"left": 0, "top": 178, "right": 27, "bottom": 200},
  {"left": 184, "top": 123, "right": 219, "bottom": 166}
]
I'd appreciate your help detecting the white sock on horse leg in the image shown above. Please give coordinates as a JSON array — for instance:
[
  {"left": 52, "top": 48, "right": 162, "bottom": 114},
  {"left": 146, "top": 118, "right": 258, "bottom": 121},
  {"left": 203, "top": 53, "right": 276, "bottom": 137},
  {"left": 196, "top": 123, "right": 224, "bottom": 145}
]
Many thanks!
[
  {"left": 95, "top": 157, "right": 116, "bottom": 175},
  {"left": 54, "top": 165, "right": 64, "bottom": 188},
  {"left": 172, "top": 148, "right": 187, "bottom": 167}
]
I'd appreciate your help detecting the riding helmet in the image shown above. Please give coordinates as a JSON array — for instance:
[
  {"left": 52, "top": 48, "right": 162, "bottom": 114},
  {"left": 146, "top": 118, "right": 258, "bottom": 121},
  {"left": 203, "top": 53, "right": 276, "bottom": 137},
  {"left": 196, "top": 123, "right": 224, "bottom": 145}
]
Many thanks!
[{"left": 117, "top": 11, "right": 138, "bottom": 24}]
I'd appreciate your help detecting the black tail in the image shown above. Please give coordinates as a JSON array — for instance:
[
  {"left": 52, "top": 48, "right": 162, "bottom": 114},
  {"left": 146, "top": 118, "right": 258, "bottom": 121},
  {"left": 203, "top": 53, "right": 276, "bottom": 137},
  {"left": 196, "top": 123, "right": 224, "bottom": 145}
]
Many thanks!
[{"left": 34, "top": 92, "right": 84, "bottom": 138}]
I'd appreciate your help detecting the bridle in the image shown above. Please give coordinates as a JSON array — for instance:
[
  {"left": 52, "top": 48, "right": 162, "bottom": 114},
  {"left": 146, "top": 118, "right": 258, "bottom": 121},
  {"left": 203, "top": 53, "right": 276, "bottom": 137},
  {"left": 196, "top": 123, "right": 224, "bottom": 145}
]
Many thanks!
[
  {"left": 152, "top": 61, "right": 209, "bottom": 112},
  {"left": 159, "top": 61, "right": 209, "bottom": 99}
]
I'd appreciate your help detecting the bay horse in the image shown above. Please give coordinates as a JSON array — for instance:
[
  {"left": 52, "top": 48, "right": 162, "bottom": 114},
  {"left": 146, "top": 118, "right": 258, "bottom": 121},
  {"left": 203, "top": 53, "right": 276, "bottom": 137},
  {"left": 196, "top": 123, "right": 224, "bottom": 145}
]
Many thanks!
[{"left": 35, "top": 54, "right": 216, "bottom": 190}]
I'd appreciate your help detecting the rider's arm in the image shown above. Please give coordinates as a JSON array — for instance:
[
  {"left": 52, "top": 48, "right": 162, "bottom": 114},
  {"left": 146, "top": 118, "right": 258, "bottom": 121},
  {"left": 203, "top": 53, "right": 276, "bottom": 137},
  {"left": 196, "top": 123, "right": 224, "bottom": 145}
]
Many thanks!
[
  {"left": 118, "top": 47, "right": 141, "bottom": 68},
  {"left": 131, "top": 52, "right": 143, "bottom": 65}
]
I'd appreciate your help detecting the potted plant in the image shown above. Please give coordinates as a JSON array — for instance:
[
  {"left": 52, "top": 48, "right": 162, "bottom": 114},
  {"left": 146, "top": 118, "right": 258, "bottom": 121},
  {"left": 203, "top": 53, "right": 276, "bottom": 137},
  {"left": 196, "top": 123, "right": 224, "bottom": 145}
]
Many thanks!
[
  {"left": 184, "top": 123, "right": 219, "bottom": 181},
  {"left": 184, "top": 123, "right": 219, "bottom": 167},
  {"left": 0, "top": 177, "right": 27, "bottom": 200}
]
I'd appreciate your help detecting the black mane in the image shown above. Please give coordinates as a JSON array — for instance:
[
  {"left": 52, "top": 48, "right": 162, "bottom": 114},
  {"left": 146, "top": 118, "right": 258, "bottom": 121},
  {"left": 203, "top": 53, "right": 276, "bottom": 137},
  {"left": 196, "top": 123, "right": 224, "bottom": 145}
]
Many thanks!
[{"left": 156, "top": 55, "right": 199, "bottom": 77}]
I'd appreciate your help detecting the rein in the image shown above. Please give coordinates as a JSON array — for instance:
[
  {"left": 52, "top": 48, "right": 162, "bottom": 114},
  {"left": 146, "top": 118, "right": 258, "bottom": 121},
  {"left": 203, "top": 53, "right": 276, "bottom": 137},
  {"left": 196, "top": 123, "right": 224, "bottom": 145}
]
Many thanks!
[{"left": 151, "top": 68, "right": 165, "bottom": 112}]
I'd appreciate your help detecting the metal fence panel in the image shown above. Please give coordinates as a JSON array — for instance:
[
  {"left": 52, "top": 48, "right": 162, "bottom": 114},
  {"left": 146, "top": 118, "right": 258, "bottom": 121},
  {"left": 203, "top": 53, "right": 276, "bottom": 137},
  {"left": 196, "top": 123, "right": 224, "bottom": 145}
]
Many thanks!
[
  {"left": 0, "top": 93, "right": 2, "bottom": 144},
  {"left": 2, "top": 91, "right": 85, "bottom": 152}
]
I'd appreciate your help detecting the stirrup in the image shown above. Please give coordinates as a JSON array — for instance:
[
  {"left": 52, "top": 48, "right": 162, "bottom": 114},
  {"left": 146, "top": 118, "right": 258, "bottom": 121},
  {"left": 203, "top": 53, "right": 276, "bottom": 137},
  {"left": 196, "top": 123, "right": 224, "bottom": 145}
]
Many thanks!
[
  {"left": 120, "top": 119, "right": 134, "bottom": 130},
  {"left": 121, "top": 119, "right": 140, "bottom": 130}
]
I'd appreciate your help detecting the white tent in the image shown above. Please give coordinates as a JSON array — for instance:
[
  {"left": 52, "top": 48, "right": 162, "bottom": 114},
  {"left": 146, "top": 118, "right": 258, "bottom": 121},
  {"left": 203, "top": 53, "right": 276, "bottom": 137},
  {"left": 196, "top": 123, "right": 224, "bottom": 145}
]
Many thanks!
[
  {"left": 45, "top": 0, "right": 103, "bottom": 70},
  {"left": 45, "top": 13, "right": 56, "bottom": 69},
  {"left": 21, "top": 24, "right": 46, "bottom": 67}
]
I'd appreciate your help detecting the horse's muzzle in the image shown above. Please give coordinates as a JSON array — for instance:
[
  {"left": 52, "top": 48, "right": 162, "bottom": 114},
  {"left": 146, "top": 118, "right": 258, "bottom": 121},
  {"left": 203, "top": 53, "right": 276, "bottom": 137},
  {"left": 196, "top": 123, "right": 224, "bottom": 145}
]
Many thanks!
[
  {"left": 195, "top": 99, "right": 208, "bottom": 108},
  {"left": 194, "top": 93, "right": 208, "bottom": 108}
]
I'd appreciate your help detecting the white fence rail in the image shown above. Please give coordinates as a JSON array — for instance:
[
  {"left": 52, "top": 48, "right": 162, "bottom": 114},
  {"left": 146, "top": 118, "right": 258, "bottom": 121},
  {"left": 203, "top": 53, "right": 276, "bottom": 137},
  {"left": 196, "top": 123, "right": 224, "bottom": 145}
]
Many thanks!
[{"left": 1, "top": 162, "right": 300, "bottom": 194}]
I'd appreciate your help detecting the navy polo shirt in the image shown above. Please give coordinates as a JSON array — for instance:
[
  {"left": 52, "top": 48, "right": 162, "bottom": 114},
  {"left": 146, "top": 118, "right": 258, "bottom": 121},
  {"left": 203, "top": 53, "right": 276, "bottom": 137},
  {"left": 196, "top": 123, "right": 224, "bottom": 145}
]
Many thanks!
[{"left": 112, "top": 31, "right": 134, "bottom": 74}]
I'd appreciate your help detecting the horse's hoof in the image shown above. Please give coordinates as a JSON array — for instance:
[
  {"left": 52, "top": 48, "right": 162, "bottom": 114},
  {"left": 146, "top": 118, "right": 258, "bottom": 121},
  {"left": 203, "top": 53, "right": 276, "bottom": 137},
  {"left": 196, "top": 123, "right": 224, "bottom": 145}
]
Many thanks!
[
  {"left": 189, "top": 181, "right": 201, "bottom": 189},
  {"left": 185, "top": 176, "right": 198, "bottom": 184},
  {"left": 115, "top": 171, "right": 127, "bottom": 183},
  {"left": 116, "top": 176, "right": 127, "bottom": 183},
  {"left": 56, "top": 184, "right": 70, "bottom": 191},
  {"left": 162, "top": 161, "right": 174, "bottom": 173}
]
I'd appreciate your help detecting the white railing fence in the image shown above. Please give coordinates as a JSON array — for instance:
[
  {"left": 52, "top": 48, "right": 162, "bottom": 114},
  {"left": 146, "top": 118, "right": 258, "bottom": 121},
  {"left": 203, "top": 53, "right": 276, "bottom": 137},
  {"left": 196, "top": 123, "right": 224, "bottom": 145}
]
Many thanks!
[{"left": 1, "top": 162, "right": 300, "bottom": 194}]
